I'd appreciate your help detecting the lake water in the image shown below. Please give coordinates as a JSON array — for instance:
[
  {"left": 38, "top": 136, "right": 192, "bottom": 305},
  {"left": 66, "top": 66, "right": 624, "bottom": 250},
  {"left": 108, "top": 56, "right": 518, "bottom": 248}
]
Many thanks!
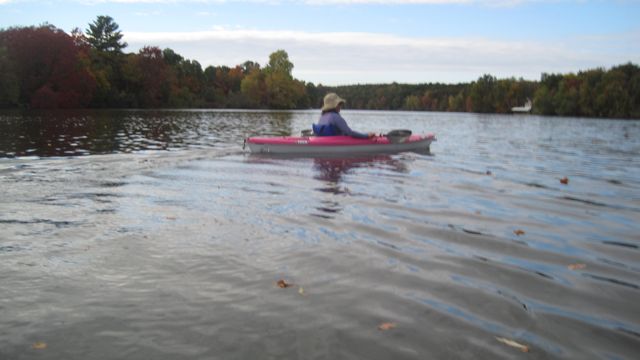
[{"left": 1, "top": 109, "right": 639, "bottom": 359}]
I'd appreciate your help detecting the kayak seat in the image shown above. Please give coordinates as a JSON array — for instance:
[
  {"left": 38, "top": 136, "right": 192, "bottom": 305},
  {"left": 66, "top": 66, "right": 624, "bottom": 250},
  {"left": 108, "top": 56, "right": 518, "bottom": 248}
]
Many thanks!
[{"left": 312, "top": 123, "right": 337, "bottom": 136}]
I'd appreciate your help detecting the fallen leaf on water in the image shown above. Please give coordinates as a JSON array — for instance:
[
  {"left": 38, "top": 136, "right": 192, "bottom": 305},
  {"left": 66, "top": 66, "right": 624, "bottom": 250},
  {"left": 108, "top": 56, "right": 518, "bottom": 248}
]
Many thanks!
[
  {"left": 378, "top": 322, "right": 397, "bottom": 331},
  {"left": 277, "top": 279, "right": 293, "bottom": 288},
  {"left": 496, "top": 337, "right": 529, "bottom": 352},
  {"left": 568, "top": 263, "right": 586, "bottom": 270},
  {"left": 298, "top": 287, "right": 305, "bottom": 295},
  {"left": 514, "top": 229, "right": 525, "bottom": 236},
  {"left": 560, "top": 177, "right": 569, "bottom": 185},
  {"left": 32, "top": 342, "right": 47, "bottom": 350}
]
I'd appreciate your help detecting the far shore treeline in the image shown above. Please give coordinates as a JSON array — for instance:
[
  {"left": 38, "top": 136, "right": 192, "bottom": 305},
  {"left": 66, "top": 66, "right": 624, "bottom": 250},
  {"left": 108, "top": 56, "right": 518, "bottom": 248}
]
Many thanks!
[{"left": 1, "top": 16, "right": 639, "bottom": 119}]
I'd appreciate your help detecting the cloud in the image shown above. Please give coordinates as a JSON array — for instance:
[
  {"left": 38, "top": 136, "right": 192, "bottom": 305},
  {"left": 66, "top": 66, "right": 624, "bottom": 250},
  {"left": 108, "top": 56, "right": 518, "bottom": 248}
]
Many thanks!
[
  {"left": 133, "top": 10, "right": 163, "bottom": 16},
  {"left": 0, "top": 0, "right": 543, "bottom": 7},
  {"left": 123, "top": 27, "right": 637, "bottom": 85},
  {"left": 54, "top": 0, "right": 533, "bottom": 5}
]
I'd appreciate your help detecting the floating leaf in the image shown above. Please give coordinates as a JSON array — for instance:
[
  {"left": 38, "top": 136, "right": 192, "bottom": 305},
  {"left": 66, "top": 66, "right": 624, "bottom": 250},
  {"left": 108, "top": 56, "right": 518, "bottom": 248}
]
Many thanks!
[
  {"left": 32, "top": 342, "right": 47, "bottom": 350},
  {"left": 277, "top": 279, "right": 292, "bottom": 288},
  {"left": 560, "top": 177, "right": 569, "bottom": 185},
  {"left": 298, "top": 287, "right": 305, "bottom": 295},
  {"left": 514, "top": 229, "right": 525, "bottom": 236},
  {"left": 378, "top": 322, "right": 397, "bottom": 331},
  {"left": 496, "top": 337, "right": 529, "bottom": 352},
  {"left": 568, "top": 263, "right": 586, "bottom": 270}
]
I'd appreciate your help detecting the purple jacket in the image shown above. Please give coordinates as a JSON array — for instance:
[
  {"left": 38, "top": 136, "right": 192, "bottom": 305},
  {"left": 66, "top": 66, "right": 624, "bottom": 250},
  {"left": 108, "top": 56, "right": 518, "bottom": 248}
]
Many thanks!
[{"left": 317, "top": 111, "right": 369, "bottom": 139}]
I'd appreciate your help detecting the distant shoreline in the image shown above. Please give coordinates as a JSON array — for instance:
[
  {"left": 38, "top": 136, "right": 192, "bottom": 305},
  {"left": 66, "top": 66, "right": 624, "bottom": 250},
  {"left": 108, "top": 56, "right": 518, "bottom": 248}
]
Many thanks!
[{"left": 1, "top": 21, "right": 638, "bottom": 119}]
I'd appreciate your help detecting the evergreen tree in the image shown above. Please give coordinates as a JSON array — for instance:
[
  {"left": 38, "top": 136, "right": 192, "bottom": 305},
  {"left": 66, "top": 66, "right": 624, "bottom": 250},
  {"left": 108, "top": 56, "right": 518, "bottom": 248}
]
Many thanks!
[{"left": 86, "top": 15, "right": 127, "bottom": 53}]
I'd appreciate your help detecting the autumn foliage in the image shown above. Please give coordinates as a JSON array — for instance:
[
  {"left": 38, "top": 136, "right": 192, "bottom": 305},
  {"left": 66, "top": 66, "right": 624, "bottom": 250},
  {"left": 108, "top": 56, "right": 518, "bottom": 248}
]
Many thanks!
[
  {"left": 0, "top": 17, "right": 639, "bottom": 118},
  {"left": 0, "top": 25, "right": 96, "bottom": 108}
]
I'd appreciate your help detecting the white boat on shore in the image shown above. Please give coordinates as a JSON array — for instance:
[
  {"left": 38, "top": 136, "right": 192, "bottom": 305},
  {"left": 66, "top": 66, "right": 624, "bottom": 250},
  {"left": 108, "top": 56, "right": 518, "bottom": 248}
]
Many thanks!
[{"left": 511, "top": 99, "right": 532, "bottom": 113}]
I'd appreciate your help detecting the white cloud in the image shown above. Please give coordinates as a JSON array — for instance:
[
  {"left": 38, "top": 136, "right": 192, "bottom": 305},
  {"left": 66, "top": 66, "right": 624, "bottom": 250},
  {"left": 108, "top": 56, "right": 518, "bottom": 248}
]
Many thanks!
[
  {"left": 0, "top": 0, "right": 547, "bottom": 7},
  {"left": 196, "top": 11, "right": 217, "bottom": 16},
  {"left": 52, "top": 0, "right": 535, "bottom": 5},
  {"left": 123, "top": 28, "right": 638, "bottom": 84},
  {"left": 133, "top": 10, "right": 163, "bottom": 16}
]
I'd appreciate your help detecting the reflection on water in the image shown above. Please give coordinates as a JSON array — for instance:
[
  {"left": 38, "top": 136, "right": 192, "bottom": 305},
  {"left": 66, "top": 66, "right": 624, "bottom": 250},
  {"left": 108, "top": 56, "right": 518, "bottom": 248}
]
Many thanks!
[
  {"left": 0, "top": 109, "right": 295, "bottom": 157},
  {"left": 313, "top": 154, "right": 408, "bottom": 184},
  {"left": 1, "top": 110, "right": 639, "bottom": 359},
  {"left": 313, "top": 155, "right": 403, "bottom": 217}
]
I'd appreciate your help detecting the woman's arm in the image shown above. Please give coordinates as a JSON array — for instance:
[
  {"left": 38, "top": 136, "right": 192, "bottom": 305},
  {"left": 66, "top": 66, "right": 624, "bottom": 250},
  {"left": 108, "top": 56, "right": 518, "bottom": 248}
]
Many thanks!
[{"left": 332, "top": 113, "right": 370, "bottom": 138}]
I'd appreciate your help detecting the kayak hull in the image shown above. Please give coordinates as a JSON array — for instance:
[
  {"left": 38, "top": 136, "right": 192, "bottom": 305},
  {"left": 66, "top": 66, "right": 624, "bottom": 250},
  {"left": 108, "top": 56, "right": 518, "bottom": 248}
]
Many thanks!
[{"left": 246, "top": 134, "right": 435, "bottom": 154}]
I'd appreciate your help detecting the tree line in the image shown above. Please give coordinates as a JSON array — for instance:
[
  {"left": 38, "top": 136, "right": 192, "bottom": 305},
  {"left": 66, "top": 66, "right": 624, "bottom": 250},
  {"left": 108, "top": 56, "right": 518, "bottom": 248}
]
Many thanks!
[{"left": 0, "top": 16, "right": 638, "bottom": 119}]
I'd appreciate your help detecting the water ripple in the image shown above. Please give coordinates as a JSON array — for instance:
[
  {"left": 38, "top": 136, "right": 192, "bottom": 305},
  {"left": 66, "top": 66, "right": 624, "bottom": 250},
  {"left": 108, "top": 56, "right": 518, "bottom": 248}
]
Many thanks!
[{"left": 1, "top": 110, "right": 639, "bottom": 359}]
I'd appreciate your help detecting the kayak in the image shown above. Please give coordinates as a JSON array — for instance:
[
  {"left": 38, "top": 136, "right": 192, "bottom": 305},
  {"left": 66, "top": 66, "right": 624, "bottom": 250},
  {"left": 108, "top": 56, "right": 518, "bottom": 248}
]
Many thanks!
[{"left": 245, "top": 133, "right": 436, "bottom": 154}]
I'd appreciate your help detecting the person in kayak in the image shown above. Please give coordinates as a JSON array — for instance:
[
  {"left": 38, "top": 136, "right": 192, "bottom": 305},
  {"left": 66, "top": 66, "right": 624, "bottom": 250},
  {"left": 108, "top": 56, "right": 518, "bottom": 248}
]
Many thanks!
[{"left": 312, "top": 93, "right": 375, "bottom": 138}]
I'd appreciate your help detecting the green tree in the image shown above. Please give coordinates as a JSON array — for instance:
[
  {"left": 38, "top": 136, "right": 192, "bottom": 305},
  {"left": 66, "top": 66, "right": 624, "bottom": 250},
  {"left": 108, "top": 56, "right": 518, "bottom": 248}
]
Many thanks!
[
  {"left": 266, "top": 72, "right": 296, "bottom": 109},
  {"left": 86, "top": 15, "right": 127, "bottom": 53},
  {"left": 630, "top": 69, "right": 640, "bottom": 118},
  {"left": 404, "top": 95, "right": 420, "bottom": 110},
  {"left": 0, "top": 46, "right": 19, "bottom": 107},
  {"left": 265, "top": 49, "right": 293, "bottom": 77},
  {"left": 162, "top": 48, "right": 183, "bottom": 66},
  {"left": 469, "top": 74, "right": 497, "bottom": 113},
  {"left": 553, "top": 74, "right": 580, "bottom": 116},
  {"left": 241, "top": 60, "right": 260, "bottom": 74},
  {"left": 533, "top": 85, "right": 554, "bottom": 115},
  {"left": 262, "top": 50, "right": 304, "bottom": 109},
  {"left": 448, "top": 92, "right": 466, "bottom": 112},
  {"left": 83, "top": 16, "right": 128, "bottom": 106},
  {"left": 595, "top": 69, "right": 629, "bottom": 118},
  {"left": 240, "top": 68, "right": 266, "bottom": 108}
]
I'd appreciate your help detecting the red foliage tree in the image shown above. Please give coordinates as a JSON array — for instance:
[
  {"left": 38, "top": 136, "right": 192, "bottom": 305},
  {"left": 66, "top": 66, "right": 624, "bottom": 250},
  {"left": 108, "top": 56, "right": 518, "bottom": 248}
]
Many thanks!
[
  {"left": 130, "top": 46, "right": 170, "bottom": 107},
  {"left": 0, "top": 25, "right": 96, "bottom": 108}
]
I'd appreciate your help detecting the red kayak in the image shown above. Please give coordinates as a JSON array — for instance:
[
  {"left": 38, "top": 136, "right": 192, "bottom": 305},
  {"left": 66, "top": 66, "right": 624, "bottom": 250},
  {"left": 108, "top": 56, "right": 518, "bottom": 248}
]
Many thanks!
[{"left": 245, "top": 132, "right": 436, "bottom": 154}]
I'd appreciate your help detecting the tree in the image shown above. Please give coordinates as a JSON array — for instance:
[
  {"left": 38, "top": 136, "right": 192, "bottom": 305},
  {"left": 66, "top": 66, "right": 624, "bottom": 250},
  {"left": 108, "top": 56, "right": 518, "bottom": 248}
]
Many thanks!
[
  {"left": 86, "top": 15, "right": 127, "bottom": 53},
  {"left": 0, "top": 25, "right": 96, "bottom": 108},
  {"left": 578, "top": 68, "right": 604, "bottom": 117},
  {"left": 174, "top": 59, "right": 204, "bottom": 95},
  {"left": 257, "top": 50, "right": 306, "bottom": 109},
  {"left": 124, "top": 46, "right": 170, "bottom": 107},
  {"left": 241, "top": 60, "right": 260, "bottom": 74},
  {"left": 533, "top": 85, "right": 554, "bottom": 115},
  {"left": 404, "top": 95, "right": 420, "bottom": 110},
  {"left": 266, "top": 75, "right": 306, "bottom": 109},
  {"left": 0, "top": 46, "right": 19, "bottom": 107},
  {"left": 469, "top": 74, "right": 497, "bottom": 113},
  {"left": 70, "top": 27, "right": 88, "bottom": 48},
  {"left": 240, "top": 67, "right": 267, "bottom": 108},
  {"left": 162, "top": 48, "right": 183, "bottom": 66},
  {"left": 595, "top": 69, "right": 629, "bottom": 118},
  {"left": 553, "top": 74, "right": 580, "bottom": 116},
  {"left": 265, "top": 49, "right": 293, "bottom": 77},
  {"left": 630, "top": 68, "right": 640, "bottom": 118}
]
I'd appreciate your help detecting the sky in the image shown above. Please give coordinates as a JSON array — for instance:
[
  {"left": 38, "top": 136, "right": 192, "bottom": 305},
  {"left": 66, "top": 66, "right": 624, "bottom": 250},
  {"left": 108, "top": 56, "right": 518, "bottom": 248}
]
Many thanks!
[{"left": 1, "top": 0, "right": 639, "bottom": 85}]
